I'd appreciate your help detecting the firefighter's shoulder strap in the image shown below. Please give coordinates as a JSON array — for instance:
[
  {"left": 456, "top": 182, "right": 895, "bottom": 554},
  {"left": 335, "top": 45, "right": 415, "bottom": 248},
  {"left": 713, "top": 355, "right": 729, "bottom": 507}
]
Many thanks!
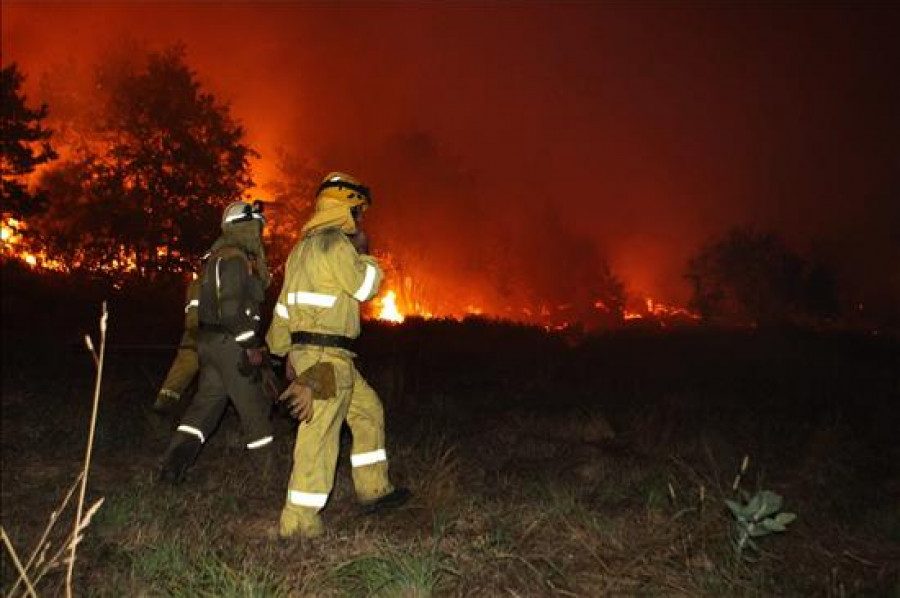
[
  {"left": 199, "top": 244, "right": 255, "bottom": 324},
  {"left": 210, "top": 244, "right": 256, "bottom": 277}
]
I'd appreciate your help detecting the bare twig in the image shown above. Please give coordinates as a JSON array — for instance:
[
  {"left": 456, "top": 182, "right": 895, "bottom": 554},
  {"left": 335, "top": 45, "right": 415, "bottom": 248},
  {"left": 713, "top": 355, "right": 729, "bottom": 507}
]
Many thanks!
[
  {"left": 66, "top": 301, "right": 108, "bottom": 597},
  {"left": 7, "top": 472, "right": 84, "bottom": 597},
  {"left": 842, "top": 550, "right": 877, "bottom": 567},
  {"left": 2, "top": 527, "right": 38, "bottom": 598},
  {"left": 731, "top": 454, "right": 750, "bottom": 493},
  {"left": 83, "top": 334, "right": 98, "bottom": 367}
]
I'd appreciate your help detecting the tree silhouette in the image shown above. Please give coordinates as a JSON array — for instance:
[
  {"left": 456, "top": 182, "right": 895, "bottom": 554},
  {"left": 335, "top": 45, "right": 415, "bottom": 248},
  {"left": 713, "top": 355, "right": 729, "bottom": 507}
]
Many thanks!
[
  {"left": 261, "top": 148, "right": 319, "bottom": 274},
  {"left": 686, "top": 227, "right": 801, "bottom": 325},
  {"left": 685, "top": 227, "right": 840, "bottom": 326},
  {"left": 1, "top": 63, "right": 57, "bottom": 220},
  {"left": 34, "top": 45, "right": 256, "bottom": 277}
]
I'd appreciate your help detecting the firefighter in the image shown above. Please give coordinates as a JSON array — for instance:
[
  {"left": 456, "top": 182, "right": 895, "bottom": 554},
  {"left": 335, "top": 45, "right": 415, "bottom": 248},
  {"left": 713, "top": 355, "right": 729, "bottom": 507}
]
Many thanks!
[
  {"left": 152, "top": 273, "right": 201, "bottom": 414},
  {"left": 268, "top": 172, "right": 410, "bottom": 539},
  {"left": 158, "top": 200, "right": 274, "bottom": 484}
]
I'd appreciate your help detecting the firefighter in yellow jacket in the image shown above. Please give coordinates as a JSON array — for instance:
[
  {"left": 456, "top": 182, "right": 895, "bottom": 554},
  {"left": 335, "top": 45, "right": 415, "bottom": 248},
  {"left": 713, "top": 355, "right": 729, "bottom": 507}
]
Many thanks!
[
  {"left": 268, "top": 172, "right": 410, "bottom": 539},
  {"left": 152, "top": 275, "right": 201, "bottom": 414}
]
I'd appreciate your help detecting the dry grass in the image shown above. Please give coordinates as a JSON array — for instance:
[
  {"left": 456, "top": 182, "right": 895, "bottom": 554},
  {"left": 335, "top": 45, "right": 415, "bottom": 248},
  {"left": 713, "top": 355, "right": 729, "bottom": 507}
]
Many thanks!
[
  {"left": 4, "top": 404, "right": 898, "bottom": 597},
  {"left": 2, "top": 304, "right": 899, "bottom": 596},
  {"left": 2, "top": 303, "right": 109, "bottom": 598}
]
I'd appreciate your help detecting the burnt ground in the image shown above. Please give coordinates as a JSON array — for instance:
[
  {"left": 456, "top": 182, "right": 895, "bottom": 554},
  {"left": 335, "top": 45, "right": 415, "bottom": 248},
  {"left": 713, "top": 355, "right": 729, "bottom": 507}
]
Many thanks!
[{"left": 2, "top": 262, "right": 899, "bottom": 597}]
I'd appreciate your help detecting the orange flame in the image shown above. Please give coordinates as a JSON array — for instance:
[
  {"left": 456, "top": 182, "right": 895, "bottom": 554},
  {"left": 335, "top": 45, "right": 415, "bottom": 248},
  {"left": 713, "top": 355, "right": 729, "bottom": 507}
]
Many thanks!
[
  {"left": 376, "top": 290, "right": 405, "bottom": 323},
  {"left": 4, "top": 215, "right": 701, "bottom": 328},
  {"left": 1, "top": 214, "right": 136, "bottom": 274},
  {"left": 623, "top": 296, "right": 700, "bottom": 323}
]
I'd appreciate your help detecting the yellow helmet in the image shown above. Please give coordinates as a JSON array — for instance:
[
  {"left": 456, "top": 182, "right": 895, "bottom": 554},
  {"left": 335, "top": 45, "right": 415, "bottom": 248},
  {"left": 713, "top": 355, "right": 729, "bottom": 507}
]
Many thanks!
[
  {"left": 302, "top": 172, "right": 371, "bottom": 236},
  {"left": 315, "top": 172, "right": 372, "bottom": 209}
]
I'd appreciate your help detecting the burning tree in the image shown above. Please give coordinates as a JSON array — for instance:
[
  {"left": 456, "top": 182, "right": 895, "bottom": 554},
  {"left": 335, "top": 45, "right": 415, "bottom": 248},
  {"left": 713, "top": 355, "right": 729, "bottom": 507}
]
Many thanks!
[
  {"left": 31, "top": 44, "right": 256, "bottom": 277},
  {"left": 1, "top": 63, "right": 58, "bottom": 221}
]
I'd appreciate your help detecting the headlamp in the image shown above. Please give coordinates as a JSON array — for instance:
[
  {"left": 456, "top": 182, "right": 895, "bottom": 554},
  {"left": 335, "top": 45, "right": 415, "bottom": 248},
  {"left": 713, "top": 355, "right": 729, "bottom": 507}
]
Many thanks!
[{"left": 223, "top": 200, "right": 266, "bottom": 225}]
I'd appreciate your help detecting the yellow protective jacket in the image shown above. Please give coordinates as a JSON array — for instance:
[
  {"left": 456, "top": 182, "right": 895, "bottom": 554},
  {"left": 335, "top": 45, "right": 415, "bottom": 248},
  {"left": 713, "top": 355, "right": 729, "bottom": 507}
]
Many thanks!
[
  {"left": 266, "top": 229, "right": 383, "bottom": 357},
  {"left": 156, "top": 278, "right": 201, "bottom": 403}
]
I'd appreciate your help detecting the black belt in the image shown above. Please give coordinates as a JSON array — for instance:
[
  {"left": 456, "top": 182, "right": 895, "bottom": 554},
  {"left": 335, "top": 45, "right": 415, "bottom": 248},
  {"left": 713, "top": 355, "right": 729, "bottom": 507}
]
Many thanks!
[{"left": 291, "top": 331, "right": 354, "bottom": 350}]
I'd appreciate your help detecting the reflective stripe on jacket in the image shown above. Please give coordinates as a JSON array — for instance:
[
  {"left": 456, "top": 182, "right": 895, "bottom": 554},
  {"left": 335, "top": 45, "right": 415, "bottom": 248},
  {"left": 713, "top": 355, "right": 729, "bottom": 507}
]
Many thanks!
[
  {"left": 198, "top": 246, "right": 265, "bottom": 348},
  {"left": 179, "top": 279, "right": 201, "bottom": 349},
  {"left": 266, "top": 229, "right": 382, "bottom": 357},
  {"left": 184, "top": 279, "right": 200, "bottom": 330}
]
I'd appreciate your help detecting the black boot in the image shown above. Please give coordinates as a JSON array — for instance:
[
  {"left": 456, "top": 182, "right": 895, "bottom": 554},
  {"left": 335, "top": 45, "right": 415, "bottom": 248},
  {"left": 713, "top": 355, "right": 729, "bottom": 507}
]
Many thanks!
[
  {"left": 158, "top": 437, "right": 202, "bottom": 485},
  {"left": 361, "top": 487, "right": 412, "bottom": 515}
]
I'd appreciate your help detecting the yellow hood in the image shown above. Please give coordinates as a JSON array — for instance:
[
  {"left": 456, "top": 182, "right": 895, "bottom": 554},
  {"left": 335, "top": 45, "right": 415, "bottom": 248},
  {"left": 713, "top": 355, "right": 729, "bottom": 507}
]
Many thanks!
[{"left": 301, "top": 193, "right": 366, "bottom": 236}]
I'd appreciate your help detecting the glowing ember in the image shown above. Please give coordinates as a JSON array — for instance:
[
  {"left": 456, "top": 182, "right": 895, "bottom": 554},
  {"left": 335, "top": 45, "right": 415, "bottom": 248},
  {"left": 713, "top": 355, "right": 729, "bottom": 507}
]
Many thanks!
[
  {"left": 1, "top": 215, "right": 126, "bottom": 274},
  {"left": 377, "top": 290, "right": 405, "bottom": 323},
  {"left": 623, "top": 296, "right": 700, "bottom": 323},
  {"left": 645, "top": 297, "right": 700, "bottom": 320},
  {"left": 1, "top": 217, "right": 22, "bottom": 246}
]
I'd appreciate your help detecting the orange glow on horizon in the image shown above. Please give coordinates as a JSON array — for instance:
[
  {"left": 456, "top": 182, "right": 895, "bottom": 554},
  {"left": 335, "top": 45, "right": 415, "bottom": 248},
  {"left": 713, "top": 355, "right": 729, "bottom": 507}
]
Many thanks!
[{"left": 4, "top": 216, "right": 701, "bottom": 329}]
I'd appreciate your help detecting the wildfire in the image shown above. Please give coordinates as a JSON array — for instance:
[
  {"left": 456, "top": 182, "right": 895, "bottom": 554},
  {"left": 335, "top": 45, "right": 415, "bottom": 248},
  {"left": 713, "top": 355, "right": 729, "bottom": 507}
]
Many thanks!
[
  {"left": 1, "top": 217, "right": 22, "bottom": 246},
  {"left": 4, "top": 214, "right": 701, "bottom": 329},
  {"left": 1, "top": 214, "right": 139, "bottom": 275},
  {"left": 624, "top": 297, "right": 700, "bottom": 324},
  {"left": 0, "top": 216, "right": 66, "bottom": 272},
  {"left": 376, "top": 290, "right": 405, "bottom": 323}
]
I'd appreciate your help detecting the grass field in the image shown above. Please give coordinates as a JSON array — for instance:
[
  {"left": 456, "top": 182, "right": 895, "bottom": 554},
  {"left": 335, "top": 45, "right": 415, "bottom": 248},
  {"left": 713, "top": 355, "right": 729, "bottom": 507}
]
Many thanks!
[{"left": 2, "top": 264, "right": 898, "bottom": 596}]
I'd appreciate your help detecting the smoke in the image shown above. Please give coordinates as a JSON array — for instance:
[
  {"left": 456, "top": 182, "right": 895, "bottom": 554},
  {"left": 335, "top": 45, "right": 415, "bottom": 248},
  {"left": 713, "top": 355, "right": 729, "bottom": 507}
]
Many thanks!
[{"left": 3, "top": 2, "right": 899, "bottom": 319}]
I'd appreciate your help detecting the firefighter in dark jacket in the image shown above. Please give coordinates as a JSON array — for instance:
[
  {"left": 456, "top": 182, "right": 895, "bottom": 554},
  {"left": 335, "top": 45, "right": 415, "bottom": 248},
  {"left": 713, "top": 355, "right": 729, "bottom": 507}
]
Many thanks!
[{"left": 158, "top": 200, "right": 274, "bottom": 484}]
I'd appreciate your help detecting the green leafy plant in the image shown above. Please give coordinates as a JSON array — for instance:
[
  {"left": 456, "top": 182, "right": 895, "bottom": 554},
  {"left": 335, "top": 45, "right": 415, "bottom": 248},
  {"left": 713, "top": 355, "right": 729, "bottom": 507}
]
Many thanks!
[{"left": 726, "top": 489, "right": 796, "bottom": 559}]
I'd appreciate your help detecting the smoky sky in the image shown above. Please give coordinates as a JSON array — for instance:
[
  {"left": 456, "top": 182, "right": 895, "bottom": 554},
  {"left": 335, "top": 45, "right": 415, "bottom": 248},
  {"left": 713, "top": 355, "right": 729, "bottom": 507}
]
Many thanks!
[{"left": 3, "top": 2, "right": 899, "bottom": 313}]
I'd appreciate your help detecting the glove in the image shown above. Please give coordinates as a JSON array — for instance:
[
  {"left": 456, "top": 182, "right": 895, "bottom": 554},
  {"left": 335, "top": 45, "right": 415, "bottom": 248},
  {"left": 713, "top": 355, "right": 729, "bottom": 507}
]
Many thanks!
[
  {"left": 296, "top": 362, "right": 337, "bottom": 400},
  {"left": 277, "top": 362, "right": 337, "bottom": 422},
  {"left": 245, "top": 346, "right": 265, "bottom": 367},
  {"left": 278, "top": 381, "right": 314, "bottom": 422},
  {"left": 238, "top": 347, "right": 267, "bottom": 379},
  {"left": 350, "top": 229, "right": 369, "bottom": 254}
]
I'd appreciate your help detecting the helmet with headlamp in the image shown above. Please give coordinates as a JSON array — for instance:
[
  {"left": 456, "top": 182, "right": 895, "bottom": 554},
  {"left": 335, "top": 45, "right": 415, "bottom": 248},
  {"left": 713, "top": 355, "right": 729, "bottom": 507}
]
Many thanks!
[{"left": 221, "top": 200, "right": 266, "bottom": 229}]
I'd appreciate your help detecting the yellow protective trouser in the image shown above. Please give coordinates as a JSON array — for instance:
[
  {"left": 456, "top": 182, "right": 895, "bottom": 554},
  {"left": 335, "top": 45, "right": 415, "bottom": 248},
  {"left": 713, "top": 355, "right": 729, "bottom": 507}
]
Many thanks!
[
  {"left": 280, "top": 347, "right": 393, "bottom": 538},
  {"left": 158, "top": 345, "right": 199, "bottom": 401}
]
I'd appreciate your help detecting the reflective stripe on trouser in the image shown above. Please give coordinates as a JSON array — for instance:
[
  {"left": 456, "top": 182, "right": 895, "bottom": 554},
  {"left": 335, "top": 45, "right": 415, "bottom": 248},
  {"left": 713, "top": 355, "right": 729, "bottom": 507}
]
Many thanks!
[
  {"left": 163, "top": 331, "right": 272, "bottom": 461},
  {"left": 280, "top": 348, "right": 393, "bottom": 537},
  {"left": 159, "top": 345, "right": 199, "bottom": 397}
]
